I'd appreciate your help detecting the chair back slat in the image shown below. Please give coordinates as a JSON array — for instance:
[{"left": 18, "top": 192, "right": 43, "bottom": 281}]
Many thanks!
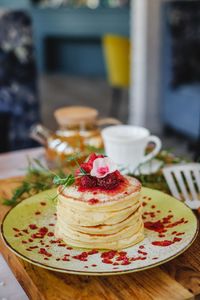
[
  {"left": 184, "top": 170, "right": 199, "bottom": 201},
  {"left": 163, "top": 163, "right": 200, "bottom": 209},
  {"left": 173, "top": 169, "right": 191, "bottom": 200},
  {"left": 163, "top": 168, "right": 180, "bottom": 199},
  {"left": 193, "top": 169, "right": 200, "bottom": 192}
]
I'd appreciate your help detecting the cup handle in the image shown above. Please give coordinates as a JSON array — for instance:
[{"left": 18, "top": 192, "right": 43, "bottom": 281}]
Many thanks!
[{"left": 141, "top": 135, "right": 162, "bottom": 164}]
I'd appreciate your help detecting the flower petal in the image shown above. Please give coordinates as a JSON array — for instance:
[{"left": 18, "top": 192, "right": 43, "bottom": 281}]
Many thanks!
[{"left": 90, "top": 157, "right": 117, "bottom": 178}]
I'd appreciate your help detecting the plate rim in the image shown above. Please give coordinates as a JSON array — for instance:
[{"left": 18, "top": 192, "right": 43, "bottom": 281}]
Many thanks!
[{"left": 1, "top": 187, "right": 199, "bottom": 276}]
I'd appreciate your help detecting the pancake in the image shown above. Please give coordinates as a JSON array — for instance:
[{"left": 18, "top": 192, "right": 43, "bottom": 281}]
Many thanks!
[{"left": 55, "top": 176, "right": 144, "bottom": 250}]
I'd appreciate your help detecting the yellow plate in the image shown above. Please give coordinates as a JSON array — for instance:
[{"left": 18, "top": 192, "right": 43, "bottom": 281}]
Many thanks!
[{"left": 1, "top": 187, "right": 198, "bottom": 275}]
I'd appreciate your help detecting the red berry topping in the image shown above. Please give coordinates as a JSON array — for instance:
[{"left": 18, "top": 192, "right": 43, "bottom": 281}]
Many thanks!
[
  {"left": 79, "top": 175, "right": 97, "bottom": 188},
  {"left": 76, "top": 153, "right": 105, "bottom": 175},
  {"left": 97, "top": 171, "right": 122, "bottom": 190},
  {"left": 87, "top": 153, "right": 104, "bottom": 165},
  {"left": 78, "top": 171, "right": 125, "bottom": 190},
  {"left": 75, "top": 153, "right": 126, "bottom": 191},
  {"left": 78, "top": 162, "right": 91, "bottom": 174}
]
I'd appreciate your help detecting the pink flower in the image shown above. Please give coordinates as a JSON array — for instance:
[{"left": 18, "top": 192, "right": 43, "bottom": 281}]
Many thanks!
[{"left": 90, "top": 157, "right": 117, "bottom": 178}]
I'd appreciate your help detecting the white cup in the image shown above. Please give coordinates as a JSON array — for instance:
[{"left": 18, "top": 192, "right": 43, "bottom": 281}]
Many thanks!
[{"left": 102, "top": 125, "right": 162, "bottom": 172}]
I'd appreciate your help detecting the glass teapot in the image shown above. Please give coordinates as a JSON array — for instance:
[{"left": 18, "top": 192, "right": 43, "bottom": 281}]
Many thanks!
[{"left": 31, "top": 106, "right": 120, "bottom": 166}]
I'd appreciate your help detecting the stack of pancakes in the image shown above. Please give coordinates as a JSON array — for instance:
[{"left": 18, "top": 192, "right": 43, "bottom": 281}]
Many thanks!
[{"left": 55, "top": 176, "right": 144, "bottom": 250}]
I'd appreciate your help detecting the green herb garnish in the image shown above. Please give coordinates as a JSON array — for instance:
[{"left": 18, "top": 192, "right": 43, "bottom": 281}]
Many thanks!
[
  {"left": 3, "top": 159, "right": 57, "bottom": 206},
  {"left": 53, "top": 174, "right": 75, "bottom": 186}
]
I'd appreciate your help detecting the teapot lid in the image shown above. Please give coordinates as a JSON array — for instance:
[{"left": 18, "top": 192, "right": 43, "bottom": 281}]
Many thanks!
[{"left": 54, "top": 106, "right": 98, "bottom": 126}]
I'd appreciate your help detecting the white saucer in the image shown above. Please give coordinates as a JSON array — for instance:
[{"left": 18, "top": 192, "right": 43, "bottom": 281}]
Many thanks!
[{"left": 134, "top": 159, "right": 164, "bottom": 176}]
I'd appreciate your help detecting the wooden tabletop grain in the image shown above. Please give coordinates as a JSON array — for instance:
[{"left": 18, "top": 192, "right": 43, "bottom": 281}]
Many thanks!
[{"left": 0, "top": 148, "right": 200, "bottom": 300}]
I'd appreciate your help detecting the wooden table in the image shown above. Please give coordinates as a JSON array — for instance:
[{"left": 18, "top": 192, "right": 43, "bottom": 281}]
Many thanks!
[{"left": 0, "top": 148, "right": 200, "bottom": 300}]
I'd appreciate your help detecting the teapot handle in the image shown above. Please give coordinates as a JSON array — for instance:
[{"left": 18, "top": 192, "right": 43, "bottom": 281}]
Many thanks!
[{"left": 97, "top": 118, "right": 122, "bottom": 127}]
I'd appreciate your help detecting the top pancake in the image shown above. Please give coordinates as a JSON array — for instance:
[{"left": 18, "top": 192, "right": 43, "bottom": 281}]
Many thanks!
[{"left": 59, "top": 176, "right": 141, "bottom": 204}]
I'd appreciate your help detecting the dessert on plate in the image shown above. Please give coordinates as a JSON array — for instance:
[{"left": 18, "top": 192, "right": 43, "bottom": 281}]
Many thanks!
[{"left": 55, "top": 153, "right": 144, "bottom": 250}]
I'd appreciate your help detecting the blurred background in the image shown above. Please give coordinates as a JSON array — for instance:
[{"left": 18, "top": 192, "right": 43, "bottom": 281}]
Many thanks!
[{"left": 0, "top": 0, "right": 200, "bottom": 159}]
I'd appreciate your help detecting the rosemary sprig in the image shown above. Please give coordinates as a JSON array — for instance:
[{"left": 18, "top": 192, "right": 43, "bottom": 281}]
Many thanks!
[
  {"left": 3, "top": 182, "right": 31, "bottom": 206},
  {"left": 53, "top": 174, "right": 75, "bottom": 186},
  {"left": 85, "top": 145, "right": 104, "bottom": 154},
  {"left": 67, "top": 154, "right": 87, "bottom": 175},
  {"left": 3, "top": 159, "right": 57, "bottom": 206},
  {"left": 51, "top": 155, "right": 89, "bottom": 201}
]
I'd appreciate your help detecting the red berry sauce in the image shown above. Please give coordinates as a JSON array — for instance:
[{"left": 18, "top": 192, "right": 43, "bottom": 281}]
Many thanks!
[
  {"left": 29, "top": 224, "right": 38, "bottom": 230},
  {"left": 152, "top": 237, "right": 182, "bottom": 247},
  {"left": 139, "top": 245, "right": 144, "bottom": 249},
  {"left": 38, "top": 248, "right": 52, "bottom": 257},
  {"left": 13, "top": 227, "right": 20, "bottom": 232},
  {"left": 88, "top": 198, "right": 99, "bottom": 205},
  {"left": 35, "top": 211, "right": 41, "bottom": 215},
  {"left": 73, "top": 252, "right": 88, "bottom": 261}
]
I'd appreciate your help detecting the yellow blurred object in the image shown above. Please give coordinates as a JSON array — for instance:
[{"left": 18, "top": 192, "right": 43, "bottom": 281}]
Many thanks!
[{"left": 102, "top": 34, "right": 130, "bottom": 88}]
